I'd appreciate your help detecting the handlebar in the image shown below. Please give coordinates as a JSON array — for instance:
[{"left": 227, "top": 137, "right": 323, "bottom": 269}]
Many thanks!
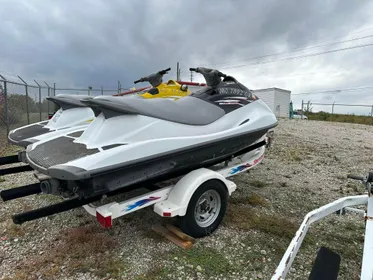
[
  {"left": 189, "top": 67, "right": 227, "bottom": 77},
  {"left": 189, "top": 67, "right": 227, "bottom": 87},
  {"left": 133, "top": 67, "right": 171, "bottom": 87},
  {"left": 158, "top": 67, "right": 171, "bottom": 75}
]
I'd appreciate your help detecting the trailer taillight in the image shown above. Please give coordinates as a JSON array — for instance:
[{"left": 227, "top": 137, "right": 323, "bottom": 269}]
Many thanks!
[
  {"left": 96, "top": 212, "right": 112, "bottom": 228},
  {"left": 163, "top": 212, "right": 171, "bottom": 217}
]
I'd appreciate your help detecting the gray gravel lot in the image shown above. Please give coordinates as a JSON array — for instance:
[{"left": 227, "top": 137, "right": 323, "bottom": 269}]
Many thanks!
[{"left": 0, "top": 118, "right": 372, "bottom": 280}]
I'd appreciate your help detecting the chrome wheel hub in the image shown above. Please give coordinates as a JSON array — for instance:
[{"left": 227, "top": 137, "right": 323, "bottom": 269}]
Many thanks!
[{"left": 194, "top": 189, "right": 221, "bottom": 227}]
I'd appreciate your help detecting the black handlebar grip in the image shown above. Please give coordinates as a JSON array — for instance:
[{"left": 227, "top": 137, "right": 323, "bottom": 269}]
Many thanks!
[
  {"left": 189, "top": 68, "right": 197, "bottom": 72},
  {"left": 347, "top": 174, "right": 365, "bottom": 181},
  {"left": 134, "top": 79, "right": 141, "bottom": 84},
  {"left": 159, "top": 67, "right": 171, "bottom": 75}
]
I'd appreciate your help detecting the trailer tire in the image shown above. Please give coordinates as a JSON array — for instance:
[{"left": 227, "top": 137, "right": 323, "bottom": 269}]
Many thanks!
[{"left": 177, "top": 179, "right": 228, "bottom": 238}]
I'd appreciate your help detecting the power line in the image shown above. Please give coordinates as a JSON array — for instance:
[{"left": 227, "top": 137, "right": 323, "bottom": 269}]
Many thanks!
[
  {"left": 210, "top": 34, "right": 373, "bottom": 69},
  {"left": 219, "top": 42, "right": 373, "bottom": 70},
  {"left": 293, "top": 85, "right": 373, "bottom": 95}
]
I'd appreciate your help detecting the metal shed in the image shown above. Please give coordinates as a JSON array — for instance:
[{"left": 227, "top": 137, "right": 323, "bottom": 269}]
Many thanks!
[{"left": 252, "top": 87, "right": 291, "bottom": 118}]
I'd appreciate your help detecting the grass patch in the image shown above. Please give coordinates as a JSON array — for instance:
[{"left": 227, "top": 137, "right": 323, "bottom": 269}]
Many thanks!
[
  {"left": 249, "top": 180, "right": 266, "bottom": 188},
  {"left": 0, "top": 144, "right": 23, "bottom": 157},
  {"left": 231, "top": 193, "right": 268, "bottom": 207},
  {"left": 247, "top": 193, "right": 268, "bottom": 206},
  {"left": 7, "top": 225, "right": 128, "bottom": 279},
  {"left": 137, "top": 265, "right": 170, "bottom": 280},
  {"left": 170, "top": 246, "right": 232, "bottom": 276},
  {"left": 285, "top": 148, "right": 303, "bottom": 162},
  {"left": 224, "top": 205, "right": 299, "bottom": 240},
  {"left": 5, "top": 223, "right": 27, "bottom": 238},
  {"left": 305, "top": 111, "right": 373, "bottom": 125},
  {"left": 138, "top": 247, "right": 234, "bottom": 279},
  {"left": 346, "top": 182, "right": 360, "bottom": 193}
]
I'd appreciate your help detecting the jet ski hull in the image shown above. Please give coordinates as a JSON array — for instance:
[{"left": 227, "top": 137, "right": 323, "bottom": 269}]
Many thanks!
[{"left": 25, "top": 122, "right": 275, "bottom": 199}]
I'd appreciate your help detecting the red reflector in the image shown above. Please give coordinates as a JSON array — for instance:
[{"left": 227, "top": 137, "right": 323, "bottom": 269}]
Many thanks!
[
  {"left": 96, "top": 212, "right": 112, "bottom": 228},
  {"left": 163, "top": 212, "right": 171, "bottom": 217}
]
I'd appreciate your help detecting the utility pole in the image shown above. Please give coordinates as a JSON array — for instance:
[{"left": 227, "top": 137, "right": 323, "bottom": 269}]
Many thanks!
[
  {"left": 190, "top": 70, "right": 193, "bottom": 82},
  {"left": 176, "top": 62, "right": 180, "bottom": 81}
]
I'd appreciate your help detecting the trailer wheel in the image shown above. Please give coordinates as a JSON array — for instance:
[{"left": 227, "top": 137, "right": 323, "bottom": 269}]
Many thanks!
[{"left": 178, "top": 179, "right": 228, "bottom": 238}]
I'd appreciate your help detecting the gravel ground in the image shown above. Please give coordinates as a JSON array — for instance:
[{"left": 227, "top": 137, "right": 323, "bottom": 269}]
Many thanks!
[{"left": 0, "top": 119, "right": 372, "bottom": 280}]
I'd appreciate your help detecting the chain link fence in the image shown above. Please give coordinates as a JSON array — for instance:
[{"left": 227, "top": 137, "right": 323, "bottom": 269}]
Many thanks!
[
  {"left": 300, "top": 100, "right": 373, "bottom": 125},
  {"left": 0, "top": 74, "right": 126, "bottom": 149}
]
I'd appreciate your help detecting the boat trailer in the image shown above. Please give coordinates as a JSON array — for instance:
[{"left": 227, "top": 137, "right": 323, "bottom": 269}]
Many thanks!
[
  {"left": 4, "top": 129, "right": 371, "bottom": 278},
  {"left": 272, "top": 172, "right": 373, "bottom": 280},
  {"left": 0, "top": 134, "right": 272, "bottom": 236}
]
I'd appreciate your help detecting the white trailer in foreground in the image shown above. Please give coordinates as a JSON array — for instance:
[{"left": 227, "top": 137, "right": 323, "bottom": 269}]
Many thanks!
[{"left": 272, "top": 172, "right": 373, "bottom": 280}]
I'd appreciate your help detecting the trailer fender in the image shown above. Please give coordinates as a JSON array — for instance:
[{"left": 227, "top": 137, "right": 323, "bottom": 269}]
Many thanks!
[{"left": 153, "top": 168, "right": 236, "bottom": 217}]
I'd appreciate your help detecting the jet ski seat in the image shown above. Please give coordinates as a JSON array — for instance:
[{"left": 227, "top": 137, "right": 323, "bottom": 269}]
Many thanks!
[
  {"left": 83, "top": 95, "right": 226, "bottom": 126},
  {"left": 47, "top": 94, "right": 94, "bottom": 110}
]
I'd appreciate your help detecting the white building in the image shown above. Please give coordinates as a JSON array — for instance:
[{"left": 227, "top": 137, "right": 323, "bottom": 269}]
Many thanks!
[{"left": 252, "top": 87, "right": 291, "bottom": 118}]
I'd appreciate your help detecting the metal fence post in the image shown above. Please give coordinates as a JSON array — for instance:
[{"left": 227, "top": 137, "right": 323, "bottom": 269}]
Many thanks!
[
  {"left": 17, "top": 75, "right": 30, "bottom": 124},
  {"left": 44, "top": 81, "right": 50, "bottom": 115},
  {"left": 0, "top": 74, "right": 9, "bottom": 136},
  {"left": 34, "top": 80, "right": 42, "bottom": 121},
  {"left": 53, "top": 83, "right": 57, "bottom": 112},
  {"left": 332, "top": 101, "right": 336, "bottom": 114}
]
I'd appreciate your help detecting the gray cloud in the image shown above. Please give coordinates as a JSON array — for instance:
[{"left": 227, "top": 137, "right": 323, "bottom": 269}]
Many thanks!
[{"left": 1, "top": 0, "right": 373, "bottom": 113}]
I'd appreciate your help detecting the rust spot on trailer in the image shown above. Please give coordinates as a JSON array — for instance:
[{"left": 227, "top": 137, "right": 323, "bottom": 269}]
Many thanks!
[{"left": 365, "top": 215, "right": 373, "bottom": 221}]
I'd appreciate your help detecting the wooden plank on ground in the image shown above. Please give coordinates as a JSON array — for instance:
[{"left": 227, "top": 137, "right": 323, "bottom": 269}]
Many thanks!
[
  {"left": 151, "top": 224, "right": 193, "bottom": 250},
  {"left": 165, "top": 224, "right": 196, "bottom": 244}
]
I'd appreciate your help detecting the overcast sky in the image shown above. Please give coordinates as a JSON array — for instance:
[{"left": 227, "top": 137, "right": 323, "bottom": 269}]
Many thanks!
[{"left": 1, "top": 0, "right": 373, "bottom": 114}]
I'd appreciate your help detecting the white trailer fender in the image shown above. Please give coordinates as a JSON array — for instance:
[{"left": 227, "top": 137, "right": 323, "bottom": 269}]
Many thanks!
[{"left": 153, "top": 168, "right": 236, "bottom": 217}]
